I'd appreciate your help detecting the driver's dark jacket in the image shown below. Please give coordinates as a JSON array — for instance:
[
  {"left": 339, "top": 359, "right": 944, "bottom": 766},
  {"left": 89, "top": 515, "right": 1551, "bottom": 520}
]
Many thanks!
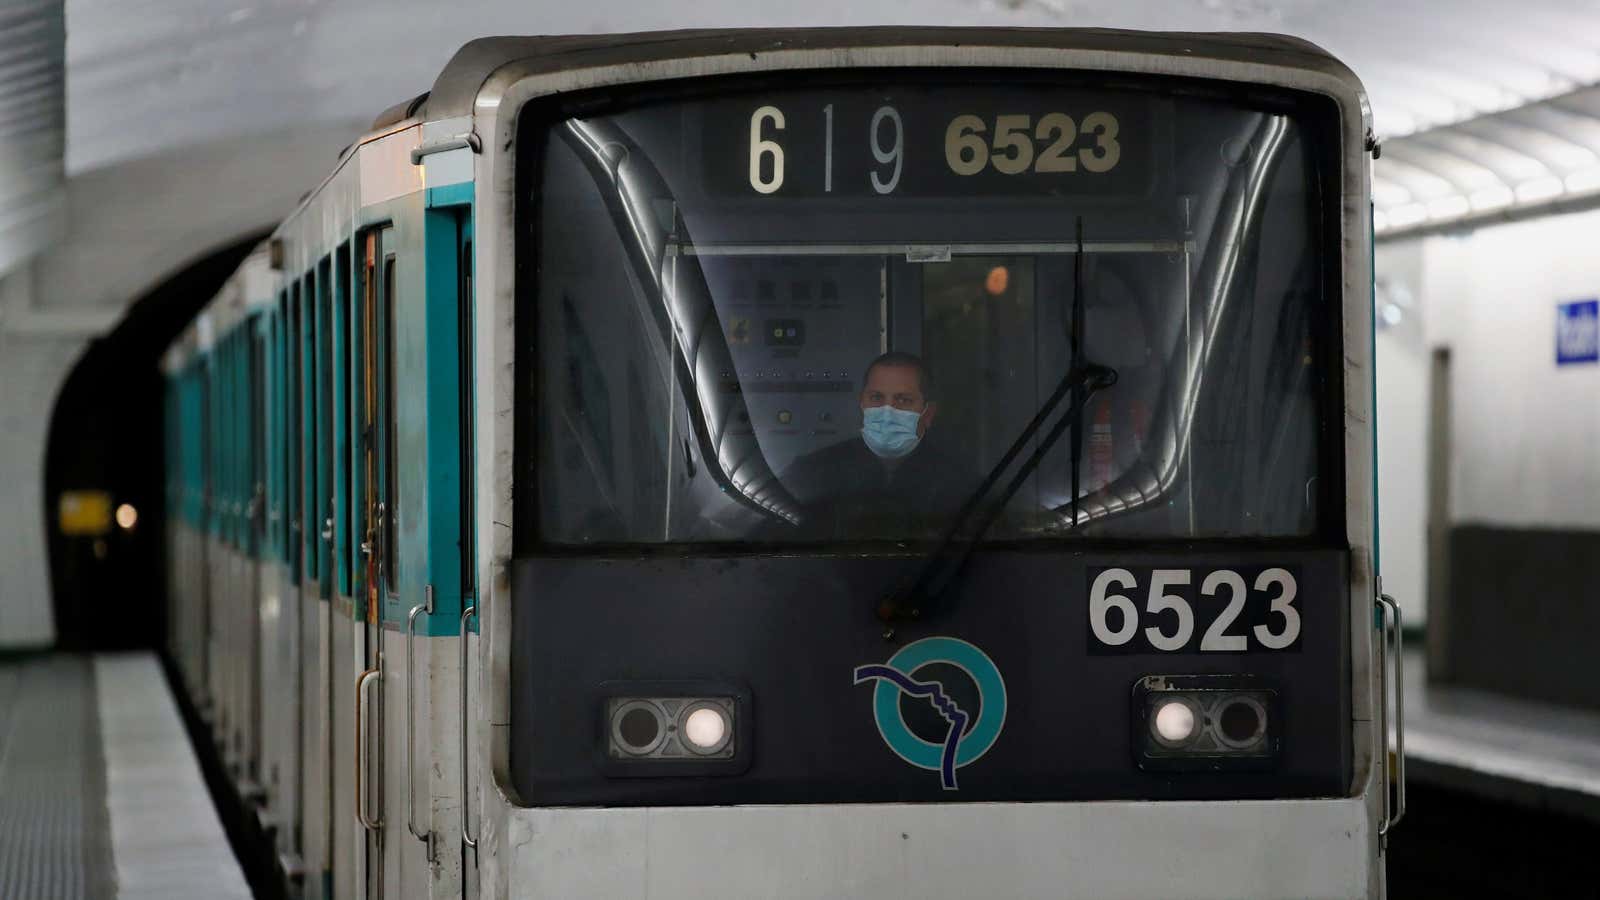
[{"left": 777, "top": 434, "right": 975, "bottom": 540}]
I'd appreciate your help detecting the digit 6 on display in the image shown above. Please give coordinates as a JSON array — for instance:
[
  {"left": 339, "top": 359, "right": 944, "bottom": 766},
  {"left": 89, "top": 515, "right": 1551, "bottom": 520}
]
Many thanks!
[{"left": 747, "top": 105, "right": 785, "bottom": 194}]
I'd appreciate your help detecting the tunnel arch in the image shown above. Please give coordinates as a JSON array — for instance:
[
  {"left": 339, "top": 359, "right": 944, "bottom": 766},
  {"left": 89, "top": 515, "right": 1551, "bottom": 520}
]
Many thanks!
[{"left": 43, "top": 231, "right": 269, "bottom": 651}]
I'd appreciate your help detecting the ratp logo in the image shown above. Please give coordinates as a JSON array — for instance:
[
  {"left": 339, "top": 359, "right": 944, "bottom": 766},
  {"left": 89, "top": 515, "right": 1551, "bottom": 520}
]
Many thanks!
[
  {"left": 1557, "top": 299, "right": 1599, "bottom": 366},
  {"left": 853, "top": 637, "right": 1006, "bottom": 790}
]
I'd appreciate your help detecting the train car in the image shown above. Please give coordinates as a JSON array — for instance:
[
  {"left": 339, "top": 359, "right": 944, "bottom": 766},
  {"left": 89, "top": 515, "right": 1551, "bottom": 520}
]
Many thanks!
[
  {"left": 161, "top": 27, "right": 1405, "bottom": 900},
  {"left": 165, "top": 247, "right": 275, "bottom": 803}
]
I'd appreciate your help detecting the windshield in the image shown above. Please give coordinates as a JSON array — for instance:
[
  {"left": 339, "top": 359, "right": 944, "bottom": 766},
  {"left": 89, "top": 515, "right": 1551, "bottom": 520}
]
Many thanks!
[{"left": 519, "top": 74, "right": 1339, "bottom": 547}]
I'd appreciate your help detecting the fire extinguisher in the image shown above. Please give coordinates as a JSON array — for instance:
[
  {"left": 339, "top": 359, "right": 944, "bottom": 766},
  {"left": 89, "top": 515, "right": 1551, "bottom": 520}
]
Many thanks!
[{"left": 1089, "top": 399, "right": 1114, "bottom": 489}]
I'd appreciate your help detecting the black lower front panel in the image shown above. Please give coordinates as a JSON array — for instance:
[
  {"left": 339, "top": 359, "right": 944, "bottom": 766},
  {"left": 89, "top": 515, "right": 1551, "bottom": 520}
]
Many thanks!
[{"left": 510, "top": 548, "right": 1351, "bottom": 805}]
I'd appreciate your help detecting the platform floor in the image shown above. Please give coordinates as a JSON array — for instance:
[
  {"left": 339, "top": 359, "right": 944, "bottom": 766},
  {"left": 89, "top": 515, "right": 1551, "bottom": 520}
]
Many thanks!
[
  {"left": 0, "top": 652, "right": 250, "bottom": 900},
  {"left": 1405, "top": 648, "right": 1600, "bottom": 823}
]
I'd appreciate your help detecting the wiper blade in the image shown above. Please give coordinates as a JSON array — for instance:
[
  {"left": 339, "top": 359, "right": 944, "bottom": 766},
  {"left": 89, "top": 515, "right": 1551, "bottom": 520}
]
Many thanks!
[{"left": 877, "top": 362, "right": 1117, "bottom": 628}]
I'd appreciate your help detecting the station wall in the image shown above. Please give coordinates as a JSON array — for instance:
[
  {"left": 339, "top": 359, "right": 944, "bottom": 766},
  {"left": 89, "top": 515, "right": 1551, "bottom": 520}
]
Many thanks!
[
  {"left": 1374, "top": 240, "right": 1429, "bottom": 627},
  {"left": 1381, "top": 207, "right": 1600, "bottom": 706},
  {"left": 1422, "top": 214, "right": 1600, "bottom": 530}
]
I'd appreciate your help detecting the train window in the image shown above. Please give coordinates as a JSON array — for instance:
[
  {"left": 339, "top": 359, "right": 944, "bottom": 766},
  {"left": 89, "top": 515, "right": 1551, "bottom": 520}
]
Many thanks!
[
  {"left": 276, "top": 292, "right": 290, "bottom": 562},
  {"left": 318, "top": 257, "right": 335, "bottom": 590},
  {"left": 458, "top": 233, "right": 475, "bottom": 596},
  {"left": 240, "top": 331, "right": 250, "bottom": 548},
  {"left": 303, "top": 271, "right": 318, "bottom": 582},
  {"left": 523, "top": 76, "right": 1336, "bottom": 547},
  {"left": 204, "top": 364, "right": 215, "bottom": 534},
  {"left": 237, "top": 331, "right": 248, "bottom": 549},
  {"left": 382, "top": 253, "right": 398, "bottom": 594},
  {"left": 288, "top": 282, "right": 303, "bottom": 580},
  {"left": 266, "top": 312, "right": 279, "bottom": 560},
  {"left": 226, "top": 333, "right": 236, "bottom": 547},
  {"left": 213, "top": 339, "right": 224, "bottom": 542},
  {"left": 232, "top": 333, "right": 241, "bottom": 546},
  {"left": 216, "top": 339, "right": 228, "bottom": 543},
  {"left": 224, "top": 337, "right": 233, "bottom": 543},
  {"left": 216, "top": 340, "right": 227, "bottom": 542},
  {"left": 252, "top": 327, "right": 265, "bottom": 555},
  {"left": 337, "top": 244, "right": 353, "bottom": 597},
  {"left": 233, "top": 334, "right": 241, "bottom": 545},
  {"left": 359, "top": 235, "right": 378, "bottom": 604}
]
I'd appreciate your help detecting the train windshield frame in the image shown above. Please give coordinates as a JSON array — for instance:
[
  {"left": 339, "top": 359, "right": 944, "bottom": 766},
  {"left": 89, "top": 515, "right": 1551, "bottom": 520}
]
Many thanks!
[{"left": 514, "top": 70, "right": 1346, "bottom": 552}]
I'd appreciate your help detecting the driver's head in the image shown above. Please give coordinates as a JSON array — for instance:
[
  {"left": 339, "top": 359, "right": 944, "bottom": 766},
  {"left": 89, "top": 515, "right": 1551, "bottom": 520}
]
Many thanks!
[{"left": 859, "top": 352, "right": 938, "bottom": 458}]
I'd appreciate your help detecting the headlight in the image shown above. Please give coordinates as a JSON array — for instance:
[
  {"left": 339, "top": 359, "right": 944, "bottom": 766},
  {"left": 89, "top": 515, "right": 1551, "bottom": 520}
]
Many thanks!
[
  {"left": 1214, "top": 695, "right": 1268, "bottom": 749},
  {"left": 682, "top": 703, "right": 732, "bottom": 754},
  {"left": 1151, "top": 697, "right": 1200, "bottom": 746},
  {"left": 610, "top": 700, "right": 667, "bottom": 756},
  {"left": 1132, "top": 675, "right": 1280, "bottom": 772},
  {"left": 599, "top": 682, "right": 751, "bottom": 777}
]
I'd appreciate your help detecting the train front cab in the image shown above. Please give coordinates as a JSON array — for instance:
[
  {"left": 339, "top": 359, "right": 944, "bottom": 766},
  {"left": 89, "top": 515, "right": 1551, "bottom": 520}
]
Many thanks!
[{"left": 469, "top": 32, "right": 1395, "bottom": 900}]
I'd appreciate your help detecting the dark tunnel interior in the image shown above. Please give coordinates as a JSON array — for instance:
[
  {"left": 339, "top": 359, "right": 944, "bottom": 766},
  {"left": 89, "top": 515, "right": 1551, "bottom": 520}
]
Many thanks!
[{"left": 43, "top": 230, "right": 269, "bottom": 652}]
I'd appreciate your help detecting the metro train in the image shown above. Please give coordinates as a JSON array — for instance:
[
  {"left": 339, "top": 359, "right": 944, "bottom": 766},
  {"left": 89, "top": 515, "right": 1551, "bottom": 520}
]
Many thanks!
[{"left": 162, "top": 27, "right": 1404, "bottom": 900}]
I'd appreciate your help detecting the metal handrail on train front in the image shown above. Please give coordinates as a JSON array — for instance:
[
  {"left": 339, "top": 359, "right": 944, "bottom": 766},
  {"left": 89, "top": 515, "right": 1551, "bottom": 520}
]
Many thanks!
[
  {"left": 1377, "top": 594, "right": 1407, "bottom": 834},
  {"left": 405, "top": 586, "right": 435, "bottom": 850},
  {"left": 356, "top": 666, "right": 383, "bottom": 831},
  {"left": 460, "top": 605, "right": 479, "bottom": 855},
  {"left": 1375, "top": 594, "right": 1387, "bottom": 837}
]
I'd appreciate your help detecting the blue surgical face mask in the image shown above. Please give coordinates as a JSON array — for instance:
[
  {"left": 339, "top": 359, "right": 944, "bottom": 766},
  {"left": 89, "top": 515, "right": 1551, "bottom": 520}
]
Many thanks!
[{"left": 861, "top": 404, "right": 923, "bottom": 459}]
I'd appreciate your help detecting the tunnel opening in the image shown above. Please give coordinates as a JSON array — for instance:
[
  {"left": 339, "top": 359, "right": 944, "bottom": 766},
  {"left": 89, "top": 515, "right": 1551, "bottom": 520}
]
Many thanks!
[{"left": 43, "top": 231, "right": 269, "bottom": 652}]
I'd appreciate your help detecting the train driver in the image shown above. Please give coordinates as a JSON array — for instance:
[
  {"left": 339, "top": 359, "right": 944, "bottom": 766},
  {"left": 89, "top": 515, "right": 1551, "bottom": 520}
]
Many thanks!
[{"left": 779, "top": 351, "right": 974, "bottom": 538}]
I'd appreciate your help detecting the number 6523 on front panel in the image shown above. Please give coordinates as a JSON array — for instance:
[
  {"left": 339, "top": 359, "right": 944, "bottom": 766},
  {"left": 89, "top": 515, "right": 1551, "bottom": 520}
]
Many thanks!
[{"left": 1086, "top": 566, "right": 1303, "bottom": 655}]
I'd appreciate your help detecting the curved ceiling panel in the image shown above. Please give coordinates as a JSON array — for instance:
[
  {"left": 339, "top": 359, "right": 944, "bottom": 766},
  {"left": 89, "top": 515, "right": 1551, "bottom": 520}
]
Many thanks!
[
  {"left": 57, "top": 0, "right": 1600, "bottom": 243},
  {"left": 1375, "top": 84, "right": 1600, "bottom": 239},
  {"left": 0, "top": 0, "right": 64, "bottom": 277},
  {"left": 62, "top": 0, "right": 1600, "bottom": 175}
]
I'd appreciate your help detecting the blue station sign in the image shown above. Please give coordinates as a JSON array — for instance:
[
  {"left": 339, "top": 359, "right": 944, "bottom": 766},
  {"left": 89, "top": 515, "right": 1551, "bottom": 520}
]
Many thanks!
[{"left": 1557, "top": 299, "right": 1599, "bottom": 366}]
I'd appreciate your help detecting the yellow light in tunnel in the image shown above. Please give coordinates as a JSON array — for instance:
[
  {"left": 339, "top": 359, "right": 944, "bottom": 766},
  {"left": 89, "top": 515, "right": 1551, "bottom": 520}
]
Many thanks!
[{"left": 115, "top": 503, "right": 138, "bottom": 531}]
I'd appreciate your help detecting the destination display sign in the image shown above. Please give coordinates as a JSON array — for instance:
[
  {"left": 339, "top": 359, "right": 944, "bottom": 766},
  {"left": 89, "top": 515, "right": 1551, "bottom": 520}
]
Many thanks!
[{"left": 698, "top": 90, "right": 1157, "bottom": 199}]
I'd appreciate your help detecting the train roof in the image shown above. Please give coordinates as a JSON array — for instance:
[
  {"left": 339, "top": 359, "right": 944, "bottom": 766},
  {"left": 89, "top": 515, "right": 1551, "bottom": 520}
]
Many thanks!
[{"left": 399, "top": 27, "right": 1366, "bottom": 129}]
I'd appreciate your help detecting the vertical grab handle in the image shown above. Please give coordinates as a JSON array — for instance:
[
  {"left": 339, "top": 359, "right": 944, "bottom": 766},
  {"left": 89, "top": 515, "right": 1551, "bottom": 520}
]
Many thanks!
[
  {"left": 1377, "top": 593, "right": 1407, "bottom": 834},
  {"left": 405, "top": 586, "right": 435, "bottom": 847},
  {"left": 356, "top": 667, "right": 383, "bottom": 831},
  {"left": 460, "top": 606, "right": 479, "bottom": 853},
  {"left": 1374, "top": 595, "right": 1388, "bottom": 835}
]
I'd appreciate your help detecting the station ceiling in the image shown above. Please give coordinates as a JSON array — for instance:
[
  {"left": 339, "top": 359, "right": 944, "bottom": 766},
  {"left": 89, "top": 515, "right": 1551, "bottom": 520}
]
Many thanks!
[{"left": 57, "top": 0, "right": 1600, "bottom": 234}]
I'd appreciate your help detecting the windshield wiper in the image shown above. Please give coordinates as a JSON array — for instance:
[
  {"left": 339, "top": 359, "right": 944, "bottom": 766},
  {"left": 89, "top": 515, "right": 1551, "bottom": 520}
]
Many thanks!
[
  {"left": 876, "top": 363, "right": 1116, "bottom": 628},
  {"left": 878, "top": 218, "right": 1117, "bottom": 632}
]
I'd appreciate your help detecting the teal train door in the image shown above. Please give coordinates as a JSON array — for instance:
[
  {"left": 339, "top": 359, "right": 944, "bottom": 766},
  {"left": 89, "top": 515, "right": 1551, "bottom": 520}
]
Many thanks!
[
  {"left": 398, "top": 195, "right": 475, "bottom": 890},
  {"left": 405, "top": 199, "right": 473, "bottom": 637}
]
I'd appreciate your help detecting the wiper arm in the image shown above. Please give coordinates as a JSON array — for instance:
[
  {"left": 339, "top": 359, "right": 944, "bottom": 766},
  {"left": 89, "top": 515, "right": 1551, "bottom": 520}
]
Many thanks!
[
  {"left": 878, "top": 216, "right": 1116, "bottom": 632},
  {"left": 877, "top": 361, "right": 1117, "bottom": 629}
]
